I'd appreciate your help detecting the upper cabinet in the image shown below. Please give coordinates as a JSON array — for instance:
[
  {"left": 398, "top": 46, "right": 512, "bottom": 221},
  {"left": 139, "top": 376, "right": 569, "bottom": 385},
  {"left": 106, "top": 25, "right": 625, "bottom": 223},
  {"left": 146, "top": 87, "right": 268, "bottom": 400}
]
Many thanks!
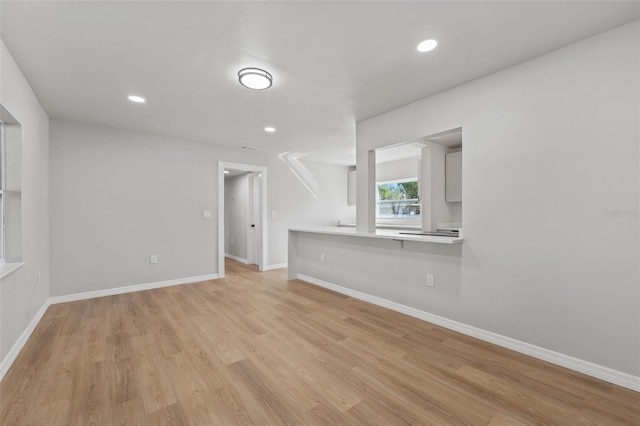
[{"left": 445, "top": 151, "right": 462, "bottom": 203}]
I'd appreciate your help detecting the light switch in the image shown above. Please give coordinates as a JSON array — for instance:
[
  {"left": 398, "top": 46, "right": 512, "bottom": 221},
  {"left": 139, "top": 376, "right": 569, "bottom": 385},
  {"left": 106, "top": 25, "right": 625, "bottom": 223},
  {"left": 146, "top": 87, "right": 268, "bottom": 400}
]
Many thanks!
[
  {"left": 202, "top": 210, "right": 212, "bottom": 219},
  {"left": 272, "top": 210, "right": 278, "bottom": 218}
]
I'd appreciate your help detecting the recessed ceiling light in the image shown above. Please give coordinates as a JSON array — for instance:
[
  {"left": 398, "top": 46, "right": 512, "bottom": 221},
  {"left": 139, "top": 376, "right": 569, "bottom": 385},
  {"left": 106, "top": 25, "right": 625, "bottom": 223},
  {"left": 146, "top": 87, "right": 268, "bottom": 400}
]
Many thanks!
[
  {"left": 264, "top": 126, "right": 276, "bottom": 133},
  {"left": 224, "top": 170, "right": 230, "bottom": 174},
  {"left": 238, "top": 68, "right": 273, "bottom": 90},
  {"left": 127, "top": 95, "right": 146, "bottom": 103},
  {"left": 417, "top": 39, "right": 438, "bottom": 53}
]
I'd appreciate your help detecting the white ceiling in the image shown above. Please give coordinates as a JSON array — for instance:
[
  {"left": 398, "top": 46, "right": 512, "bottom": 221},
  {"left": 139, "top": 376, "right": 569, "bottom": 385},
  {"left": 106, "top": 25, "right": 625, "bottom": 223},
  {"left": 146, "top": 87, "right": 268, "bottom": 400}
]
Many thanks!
[{"left": 1, "top": 1, "right": 638, "bottom": 165}]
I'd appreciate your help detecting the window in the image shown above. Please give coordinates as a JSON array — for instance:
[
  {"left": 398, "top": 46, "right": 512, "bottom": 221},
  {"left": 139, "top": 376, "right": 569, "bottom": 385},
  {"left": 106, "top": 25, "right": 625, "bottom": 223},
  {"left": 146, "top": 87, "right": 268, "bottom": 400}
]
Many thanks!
[
  {"left": 0, "top": 105, "right": 22, "bottom": 272},
  {"left": 376, "top": 178, "right": 421, "bottom": 219},
  {"left": 0, "top": 121, "right": 3, "bottom": 262}
]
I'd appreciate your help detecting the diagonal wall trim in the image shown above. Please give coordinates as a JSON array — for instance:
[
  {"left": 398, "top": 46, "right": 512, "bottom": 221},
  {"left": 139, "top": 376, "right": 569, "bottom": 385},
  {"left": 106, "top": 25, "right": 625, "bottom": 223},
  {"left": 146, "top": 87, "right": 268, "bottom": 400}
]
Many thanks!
[{"left": 297, "top": 273, "right": 640, "bottom": 392}]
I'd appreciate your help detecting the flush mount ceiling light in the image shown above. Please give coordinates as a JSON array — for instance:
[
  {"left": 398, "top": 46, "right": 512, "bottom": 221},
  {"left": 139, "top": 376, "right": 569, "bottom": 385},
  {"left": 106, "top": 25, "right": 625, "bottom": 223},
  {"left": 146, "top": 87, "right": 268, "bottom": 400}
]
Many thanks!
[
  {"left": 238, "top": 68, "right": 273, "bottom": 90},
  {"left": 264, "top": 126, "right": 276, "bottom": 133},
  {"left": 417, "top": 39, "right": 438, "bottom": 53},
  {"left": 127, "top": 95, "right": 146, "bottom": 103},
  {"left": 224, "top": 170, "right": 230, "bottom": 174}
]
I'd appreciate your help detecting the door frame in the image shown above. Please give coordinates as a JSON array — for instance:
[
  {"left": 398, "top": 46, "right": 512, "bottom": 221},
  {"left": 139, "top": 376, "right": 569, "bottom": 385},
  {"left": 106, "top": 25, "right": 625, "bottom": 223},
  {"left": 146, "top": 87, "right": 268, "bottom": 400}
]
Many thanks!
[
  {"left": 218, "top": 161, "right": 268, "bottom": 278},
  {"left": 246, "top": 172, "right": 261, "bottom": 266}
]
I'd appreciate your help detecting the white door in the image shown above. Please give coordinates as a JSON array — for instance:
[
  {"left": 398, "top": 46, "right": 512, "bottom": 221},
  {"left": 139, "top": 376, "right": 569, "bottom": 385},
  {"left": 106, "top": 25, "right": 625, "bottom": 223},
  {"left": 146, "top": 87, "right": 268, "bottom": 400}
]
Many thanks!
[{"left": 250, "top": 174, "right": 261, "bottom": 265}]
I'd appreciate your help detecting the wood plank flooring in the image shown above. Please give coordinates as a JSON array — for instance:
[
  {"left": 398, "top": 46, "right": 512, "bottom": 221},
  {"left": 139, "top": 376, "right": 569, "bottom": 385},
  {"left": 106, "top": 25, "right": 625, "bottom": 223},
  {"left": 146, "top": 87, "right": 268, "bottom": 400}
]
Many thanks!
[{"left": 1, "top": 259, "right": 638, "bottom": 425}]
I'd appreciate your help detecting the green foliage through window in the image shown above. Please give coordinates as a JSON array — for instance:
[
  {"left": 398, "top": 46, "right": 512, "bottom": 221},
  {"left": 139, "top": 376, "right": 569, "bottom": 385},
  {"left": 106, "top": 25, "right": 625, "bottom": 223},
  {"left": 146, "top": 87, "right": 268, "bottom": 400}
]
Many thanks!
[
  {"left": 376, "top": 180, "right": 421, "bottom": 218},
  {"left": 377, "top": 181, "right": 419, "bottom": 200}
]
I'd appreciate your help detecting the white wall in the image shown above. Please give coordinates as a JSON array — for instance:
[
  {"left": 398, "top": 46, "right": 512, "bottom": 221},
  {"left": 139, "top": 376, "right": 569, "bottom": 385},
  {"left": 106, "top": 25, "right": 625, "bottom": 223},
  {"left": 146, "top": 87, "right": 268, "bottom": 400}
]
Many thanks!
[
  {"left": 50, "top": 119, "right": 355, "bottom": 293},
  {"left": 344, "top": 22, "right": 639, "bottom": 375},
  {"left": 0, "top": 42, "right": 50, "bottom": 363},
  {"left": 376, "top": 156, "right": 419, "bottom": 183},
  {"left": 50, "top": 120, "right": 264, "bottom": 296},
  {"left": 266, "top": 157, "right": 356, "bottom": 266},
  {"left": 224, "top": 173, "right": 248, "bottom": 261}
]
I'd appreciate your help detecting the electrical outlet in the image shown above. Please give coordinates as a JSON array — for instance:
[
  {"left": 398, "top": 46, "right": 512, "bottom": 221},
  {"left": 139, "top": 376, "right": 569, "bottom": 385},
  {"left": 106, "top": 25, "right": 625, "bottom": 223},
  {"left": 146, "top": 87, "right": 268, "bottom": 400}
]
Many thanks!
[
  {"left": 320, "top": 253, "right": 325, "bottom": 262},
  {"left": 150, "top": 255, "right": 158, "bottom": 264},
  {"left": 37, "top": 272, "right": 41, "bottom": 284},
  {"left": 427, "top": 273, "right": 435, "bottom": 287}
]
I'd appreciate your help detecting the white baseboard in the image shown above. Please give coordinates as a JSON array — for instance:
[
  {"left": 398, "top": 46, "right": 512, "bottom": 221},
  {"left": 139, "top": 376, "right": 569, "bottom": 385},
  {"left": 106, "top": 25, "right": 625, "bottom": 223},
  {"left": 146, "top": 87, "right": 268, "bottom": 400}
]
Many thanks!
[
  {"left": 1, "top": 273, "right": 220, "bottom": 383},
  {"left": 264, "top": 263, "right": 287, "bottom": 271},
  {"left": 297, "top": 274, "right": 640, "bottom": 392},
  {"left": 0, "top": 300, "right": 50, "bottom": 381},
  {"left": 222, "top": 254, "right": 285, "bottom": 271},
  {"left": 225, "top": 254, "right": 249, "bottom": 264},
  {"left": 5, "top": 271, "right": 637, "bottom": 391},
  {"left": 48, "top": 273, "right": 219, "bottom": 305}
]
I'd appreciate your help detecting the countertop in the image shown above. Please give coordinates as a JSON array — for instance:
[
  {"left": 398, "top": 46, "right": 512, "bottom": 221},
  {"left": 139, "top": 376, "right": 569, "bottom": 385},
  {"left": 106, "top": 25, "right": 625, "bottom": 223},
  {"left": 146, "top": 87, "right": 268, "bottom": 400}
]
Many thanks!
[{"left": 289, "top": 226, "right": 463, "bottom": 244}]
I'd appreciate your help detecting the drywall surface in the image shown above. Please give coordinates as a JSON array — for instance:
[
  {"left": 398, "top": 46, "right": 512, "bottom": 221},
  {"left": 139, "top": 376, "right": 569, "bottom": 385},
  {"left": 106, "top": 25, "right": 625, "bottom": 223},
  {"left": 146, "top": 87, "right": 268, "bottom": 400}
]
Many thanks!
[
  {"left": 50, "top": 120, "right": 355, "bottom": 293},
  {"left": 0, "top": 41, "right": 50, "bottom": 362},
  {"left": 50, "top": 120, "right": 263, "bottom": 296},
  {"left": 376, "top": 156, "right": 419, "bottom": 183},
  {"left": 224, "top": 173, "right": 248, "bottom": 261},
  {"left": 352, "top": 22, "right": 640, "bottom": 374},
  {"left": 266, "top": 157, "right": 355, "bottom": 266}
]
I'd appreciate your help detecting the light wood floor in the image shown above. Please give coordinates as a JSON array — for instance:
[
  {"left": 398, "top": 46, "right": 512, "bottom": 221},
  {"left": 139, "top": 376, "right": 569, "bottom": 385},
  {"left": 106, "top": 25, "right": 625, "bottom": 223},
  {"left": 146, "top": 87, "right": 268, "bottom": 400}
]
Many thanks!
[{"left": 1, "top": 260, "right": 638, "bottom": 425}]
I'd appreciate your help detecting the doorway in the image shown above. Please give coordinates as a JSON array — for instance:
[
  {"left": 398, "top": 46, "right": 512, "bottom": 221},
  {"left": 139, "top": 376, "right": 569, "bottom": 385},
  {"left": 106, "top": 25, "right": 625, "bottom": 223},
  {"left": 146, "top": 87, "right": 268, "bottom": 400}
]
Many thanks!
[
  {"left": 218, "top": 161, "right": 267, "bottom": 278},
  {"left": 246, "top": 172, "right": 262, "bottom": 266}
]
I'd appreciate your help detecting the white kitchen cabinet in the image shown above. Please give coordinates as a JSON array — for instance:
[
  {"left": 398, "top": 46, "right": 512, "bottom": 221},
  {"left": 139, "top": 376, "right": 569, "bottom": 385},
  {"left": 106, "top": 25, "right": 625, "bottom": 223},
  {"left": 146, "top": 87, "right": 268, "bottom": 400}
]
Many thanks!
[{"left": 445, "top": 152, "right": 462, "bottom": 203}]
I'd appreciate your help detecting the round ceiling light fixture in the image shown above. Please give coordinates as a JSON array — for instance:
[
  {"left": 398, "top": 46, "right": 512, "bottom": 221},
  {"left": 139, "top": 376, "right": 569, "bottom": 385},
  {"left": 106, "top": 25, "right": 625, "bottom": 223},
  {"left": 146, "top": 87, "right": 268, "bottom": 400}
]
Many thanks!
[
  {"left": 417, "top": 39, "right": 438, "bottom": 53},
  {"left": 238, "top": 67, "right": 273, "bottom": 90},
  {"left": 128, "top": 95, "right": 146, "bottom": 103}
]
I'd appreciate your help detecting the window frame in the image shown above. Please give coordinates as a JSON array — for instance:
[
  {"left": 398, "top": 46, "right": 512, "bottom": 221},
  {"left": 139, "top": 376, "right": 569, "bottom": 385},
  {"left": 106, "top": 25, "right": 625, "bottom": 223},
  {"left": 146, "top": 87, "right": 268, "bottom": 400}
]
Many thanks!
[
  {"left": 375, "top": 177, "right": 422, "bottom": 221},
  {"left": 0, "top": 104, "right": 24, "bottom": 277},
  {"left": 0, "top": 120, "right": 5, "bottom": 264}
]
